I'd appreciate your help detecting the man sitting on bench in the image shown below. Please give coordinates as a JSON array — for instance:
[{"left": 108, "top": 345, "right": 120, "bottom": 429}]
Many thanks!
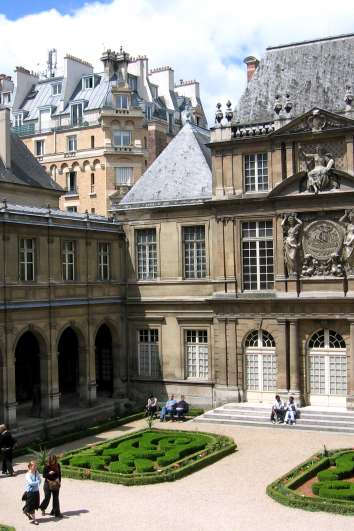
[
  {"left": 175, "top": 395, "right": 189, "bottom": 421},
  {"left": 160, "top": 394, "right": 177, "bottom": 421}
]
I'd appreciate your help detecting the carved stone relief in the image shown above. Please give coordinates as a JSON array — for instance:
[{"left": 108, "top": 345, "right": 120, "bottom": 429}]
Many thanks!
[{"left": 282, "top": 212, "right": 350, "bottom": 277}]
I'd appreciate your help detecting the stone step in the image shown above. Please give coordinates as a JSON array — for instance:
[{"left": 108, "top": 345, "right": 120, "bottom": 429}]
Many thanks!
[
  {"left": 214, "top": 407, "right": 354, "bottom": 422},
  {"left": 193, "top": 416, "right": 354, "bottom": 434},
  {"left": 194, "top": 403, "right": 354, "bottom": 433},
  {"left": 200, "top": 411, "right": 354, "bottom": 427}
]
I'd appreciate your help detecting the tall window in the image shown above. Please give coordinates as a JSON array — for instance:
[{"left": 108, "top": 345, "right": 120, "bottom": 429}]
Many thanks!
[
  {"left": 35, "top": 140, "right": 44, "bottom": 156},
  {"left": 137, "top": 329, "right": 160, "bottom": 376},
  {"left": 128, "top": 75, "right": 137, "bottom": 91},
  {"left": 66, "top": 171, "right": 77, "bottom": 193},
  {"left": 244, "top": 153, "right": 268, "bottom": 192},
  {"left": 113, "top": 130, "right": 132, "bottom": 147},
  {"left": 91, "top": 135, "right": 95, "bottom": 148},
  {"left": 185, "top": 330, "right": 208, "bottom": 379},
  {"left": 115, "top": 167, "right": 133, "bottom": 186},
  {"left": 115, "top": 94, "right": 128, "bottom": 109},
  {"left": 98, "top": 242, "right": 110, "bottom": 281},
  {"left": 62, "top": 241, "right": 76, "bottom": 281},
  {"left": 71, "top": 103, "right": 83, "bottom": 126},
  {"left": 136, "top": 229, "right": 157, "bottom": 280},
  {"left": 183, "top": 226, "right": 206, "bottom": 279},
  {"left": 19, "top": 238, "right": 35, "bottom": 281},
  {"left": 245, "top": 330, "right": 277, "bottom": 392},
  {"left": 242, "top": 221, "right": 274, "bottom": 291},
  {"left": 90, "top": 173, "right": 95, "bottom": 193},
  {"left": 13, "top": 114, "right": 23, "bottom": 127},
  {"left": 67, "top": 135, "right": 77, "bottom": 152}
]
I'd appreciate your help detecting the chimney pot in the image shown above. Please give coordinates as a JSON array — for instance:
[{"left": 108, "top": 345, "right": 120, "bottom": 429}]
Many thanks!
[{"left": 243, "top": 56, "right": 259, "bottom": 82}]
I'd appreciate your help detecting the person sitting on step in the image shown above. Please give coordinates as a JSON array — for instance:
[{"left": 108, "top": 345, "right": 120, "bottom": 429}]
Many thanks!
[
  {"left": 270, "top": 395, "right": 284, "bottom": 424},
  {"left": 284, "top": 396, "right": 297, "bottom": 425},
  {"left": 160, "top": 394, "right": 177, "bottom": 421}
]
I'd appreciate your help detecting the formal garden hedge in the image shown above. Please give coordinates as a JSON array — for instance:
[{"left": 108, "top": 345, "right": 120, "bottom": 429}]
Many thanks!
[
  {"left": 267, "top": 448, "right": 354, "bottom": 515},
  {"left": 60, "top": 428, "right": 236, "bottom": 486},
  {"left": 0, "top": 525, "right": 15, "bottom": 531}
]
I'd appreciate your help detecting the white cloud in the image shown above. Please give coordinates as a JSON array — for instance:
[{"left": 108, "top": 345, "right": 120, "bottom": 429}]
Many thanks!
[{"left": 1, "top": 0, "right": 354, "bottom": 123}]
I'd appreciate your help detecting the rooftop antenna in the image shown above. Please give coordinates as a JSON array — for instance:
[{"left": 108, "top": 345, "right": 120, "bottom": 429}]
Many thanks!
[{"left": 47, "top": 49, "right": 57, "bottom": 78}]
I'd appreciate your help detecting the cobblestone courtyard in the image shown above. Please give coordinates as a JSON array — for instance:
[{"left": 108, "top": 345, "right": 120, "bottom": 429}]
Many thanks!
[{"left": 1, "top": 419, "right": 353, "bottom": 531}]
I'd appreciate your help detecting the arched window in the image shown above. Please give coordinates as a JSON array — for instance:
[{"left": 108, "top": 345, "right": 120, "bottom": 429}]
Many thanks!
[
  {"left": 308, "top": 329, "right": 347, "bottom": 400},
  {"left": 245, "top": 329, "right": 276, "bottom": 393}
]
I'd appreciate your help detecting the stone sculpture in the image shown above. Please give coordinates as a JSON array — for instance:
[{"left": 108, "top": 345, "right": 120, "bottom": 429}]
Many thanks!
[
  {"left": 282, "top": 213, "right": 302, "bottom": 275},
  {"left": 339, "top": 209, "right": 354, "bottom": 272},
  {"left": 299, "top": 145, "right": 338, "bottom": 194}
]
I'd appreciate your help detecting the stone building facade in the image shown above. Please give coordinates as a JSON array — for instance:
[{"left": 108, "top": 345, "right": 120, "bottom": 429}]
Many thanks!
[
  {"left": 1, "top": 49, "right": 206, "bottom": 215},
  {"left": 0, "top": 107, "right": 126, "bottom": 428},
  {"left": 115, "top": 33, "right": 354, "bottom": 410}
]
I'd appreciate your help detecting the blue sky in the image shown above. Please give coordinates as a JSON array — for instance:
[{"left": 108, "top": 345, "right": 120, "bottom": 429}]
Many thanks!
[{"left": 0, "top": 0, "right": 112, "bottom": 20}]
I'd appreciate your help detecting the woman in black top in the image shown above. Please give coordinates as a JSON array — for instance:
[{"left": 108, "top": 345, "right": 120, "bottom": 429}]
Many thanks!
[
  {"left": 0, "top": 424, "right": 16, "bottom": 476},
  {"left": 39, "top": 454, "right": 62, "bottom": 518}
]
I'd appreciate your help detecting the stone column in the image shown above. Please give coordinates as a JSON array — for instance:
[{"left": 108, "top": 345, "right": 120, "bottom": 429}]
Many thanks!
[
  {"left": 4, "top": 361, "right": 17, "bottom": 427},
  {"left": 289, "top": 320, "right": 301, "bottom": 402},
  {"left": 112, "top": 341, "right": 124, "bottom": 398},
  {"left": 40, "top": 352, "right": 60, "bottom": 418},
  {"left": 276, "top": 320, "right": 288, "bottom": 394},
  {"left": 78, "top": 347, "right": 95, "bottom": 406}
]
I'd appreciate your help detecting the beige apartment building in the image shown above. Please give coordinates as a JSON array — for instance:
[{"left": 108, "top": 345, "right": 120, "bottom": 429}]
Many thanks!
[
  {"left": 1, "top": 49, "right": 206, "bottom": 216},
  {"left": 114, "top": 33, "right": 354, "bottom": 411}
]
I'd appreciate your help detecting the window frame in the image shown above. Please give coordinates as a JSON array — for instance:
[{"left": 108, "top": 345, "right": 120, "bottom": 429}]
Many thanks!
[
  {"left": 66, "top": 135, "right": 77, "bottom": 153},
  {"left": 137, "top": 328, "right": 161, "bottom": 377},
  {"left": 97, "top": 241, "right": 111, "bottom": 281},
  {"left": 70, "top": 102, "right": 83, "bottom": 126},
  {"left": 62, "top": 240, "right": 76, "bottom": 281},
  {"left": 112, "top": 129, "right": 132, "bottom": 147},
  {"left": 66, "top": 171, "right": 77, "bottom": 194},
  {"left": 241, "top": 220, "right": 274, "bottom": 291},
  {"left": 35, "top": 139, "right": 45, "bottom": 156},
  {"left": 18, "top": 237, "right": 36, "bottom": 282},
  {"left": 244, "top": 152, "right": 269, "bottom": 193},
  {"left": 135, "top": 227, "right": 158, "bottom": 281},
  {"left": 82, "top": 76, "right": 93, "bottom": 90},
  {"left": 114, "top": 94, "right": 129, "bottom": 109},
  {"left": 115, "top": 166, "right": 133, "bottom": 186},
  {"left": 51, "top": 82, "right": 62, "bottom": 95},
  {"left": 182, "top": 225, "right": 206, "bottom": 279},
  {"left": 184, "top": 329, "right": 209, "bottom": 380}
]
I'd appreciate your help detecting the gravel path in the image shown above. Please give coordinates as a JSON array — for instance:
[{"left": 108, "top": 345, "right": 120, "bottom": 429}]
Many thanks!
[{"left": 1, "top": 419, "right": 353, "bottom": 531}]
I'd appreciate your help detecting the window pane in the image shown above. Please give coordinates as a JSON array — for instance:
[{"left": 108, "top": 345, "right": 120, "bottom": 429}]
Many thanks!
[
  {"left": 185, "top": 330, "right": 208, "bottom": 379},
  {"left": 136, "top": 229, "right": 157, "bottom": 280},
  {"left": 183, "top": 226, "right": 206, "bottom": 279}
]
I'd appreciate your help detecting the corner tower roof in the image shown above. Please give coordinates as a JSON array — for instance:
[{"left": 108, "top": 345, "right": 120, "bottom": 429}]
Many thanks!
[
  {"left": 237, "top": 33, "right": 354, "bottom": 124},
  {"left": 117, "top": 122, "right": 211, "bottom": 210}
]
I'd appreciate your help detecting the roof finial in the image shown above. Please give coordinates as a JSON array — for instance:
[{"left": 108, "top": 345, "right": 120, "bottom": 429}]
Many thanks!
[
  {"left": 225, "top": 100, "right": 234, "bottom": 123},
  {"left": 215, "top": 102, "right": 223, "bottom": 125}
]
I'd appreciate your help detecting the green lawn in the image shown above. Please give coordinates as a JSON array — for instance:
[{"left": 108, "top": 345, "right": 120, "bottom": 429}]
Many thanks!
[{"left": 60, "top": 428, "right": 236, "bottom": 485}]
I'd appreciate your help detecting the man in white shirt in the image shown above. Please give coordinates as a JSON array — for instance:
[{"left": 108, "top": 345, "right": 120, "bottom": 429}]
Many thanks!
[{"left": 270, "top": 395, "right": 284, "bottom": 424}]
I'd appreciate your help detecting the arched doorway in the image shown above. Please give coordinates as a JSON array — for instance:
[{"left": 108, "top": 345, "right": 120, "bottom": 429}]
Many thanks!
[
  {"left": 58, "top": 327, "right": 79, "bottom": 397},
  {"left": 95, "top": 324, "right": 113, "bottom": 396},
  {"left": 308, "top": 329, "right": 347, "bottom": 407},
  {"left": 15, "top": 331, "right": 41, "bottom": 408},
  {"left": 245, "top": 329, "right": 276, "bottom": 402}
]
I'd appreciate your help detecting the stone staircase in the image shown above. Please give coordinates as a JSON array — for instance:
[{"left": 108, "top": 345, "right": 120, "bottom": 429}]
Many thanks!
[{"left": 194, "top": 402, "right": 354, "bottom": 434}]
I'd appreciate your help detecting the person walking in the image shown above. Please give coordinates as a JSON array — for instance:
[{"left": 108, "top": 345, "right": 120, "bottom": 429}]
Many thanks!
[
  {"left": 0, "top": 424, "right": 16, "bottom": 476},
  {"left": 23, "top": 461, "right": 41, "bottom": 525},
  {"left": 39, "top": 454, "right": 62, "bottom": 518}
]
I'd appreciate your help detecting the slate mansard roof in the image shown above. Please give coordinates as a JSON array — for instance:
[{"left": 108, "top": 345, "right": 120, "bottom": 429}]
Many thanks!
[
  {"left": 117, "top": 122, "right": 211, "bottom": 209},
  {"left": 0, "top": 131, "right": 62, "bottom": 192},
  {"left": 238, "top": 33, "right": 354, "bottom": 124}
]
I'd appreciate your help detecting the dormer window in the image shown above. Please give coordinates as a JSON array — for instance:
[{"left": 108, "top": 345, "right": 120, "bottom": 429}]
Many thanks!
[
  {"left": 114, "top": 94, "right": 129, "bottom": 109},
  {"left": 71, "top": 103, "right": 83, "bottom": 126},
  {"left": 244, "top": 153, "right": 268, "bottom": 192},
  {"left": 128, "top": 75, "right": 137, "bottom": 91},
  {"left": 1, "top": 92, "right": 11, "bottom": 104},
  {"left": 13, "top": 113, "right": 24, "bottom": 127},
  {"left": 82, "top": 76, "right": 93, "bottom": 90},
  {"left": 145, "top": 104, "right": 152, "bottom": 121},
  {"left": 52, "top": 82, "right": 62, "bottom": 95}
]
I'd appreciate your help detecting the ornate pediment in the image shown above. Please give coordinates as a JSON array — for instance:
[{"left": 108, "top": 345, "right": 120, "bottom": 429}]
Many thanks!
[{"left": 270, "top": 108, "right": 354, "bottom": 137}]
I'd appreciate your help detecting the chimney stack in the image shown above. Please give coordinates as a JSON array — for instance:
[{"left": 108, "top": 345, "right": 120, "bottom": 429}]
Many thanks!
[
  {"left": 243, "top": 56, "right": 259, "bottom": 82},
  {"left": 0, "top": 107, "right": 11, "bottom": 169}
]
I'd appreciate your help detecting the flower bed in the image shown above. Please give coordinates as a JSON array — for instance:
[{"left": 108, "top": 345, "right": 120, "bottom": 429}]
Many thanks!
[
  {"left": 267, "top": 448, "right": 354, "bottom": 515},
  {"left": 60, "top": 428, "right": 236, "bottom": 486}
]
